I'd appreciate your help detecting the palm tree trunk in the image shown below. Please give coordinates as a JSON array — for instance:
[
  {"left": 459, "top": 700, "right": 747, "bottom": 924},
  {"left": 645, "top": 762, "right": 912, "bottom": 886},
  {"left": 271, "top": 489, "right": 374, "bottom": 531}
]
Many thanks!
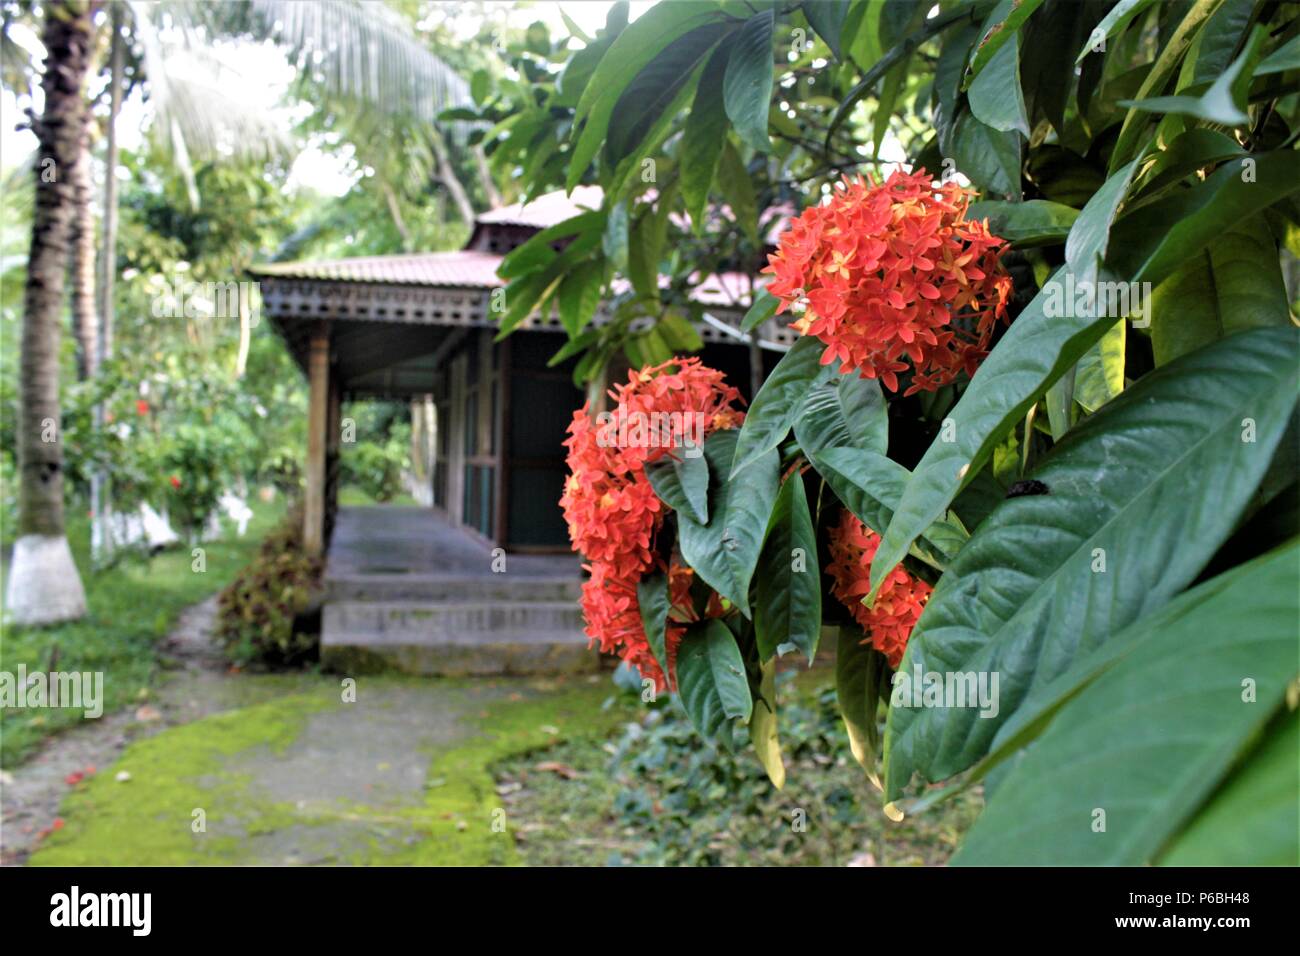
[
  {"left": 6, "top": 0, "right": 94, "bottom": 626},
  {"left": 99, "top": 0, "right": 122, "bottom": 361},
  {"left": 70, "top": 110, "right": 98, "bottom": 379}
]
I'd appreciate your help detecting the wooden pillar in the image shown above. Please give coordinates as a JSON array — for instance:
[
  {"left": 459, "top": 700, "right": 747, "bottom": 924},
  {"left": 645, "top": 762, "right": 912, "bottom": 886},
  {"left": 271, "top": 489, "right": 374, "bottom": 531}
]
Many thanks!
[
  {"left": 304, "top": 325, "right": 330, "bottom": 559},
  {"left": 325, "top": 372, "right": 341, "bottom": 544}
]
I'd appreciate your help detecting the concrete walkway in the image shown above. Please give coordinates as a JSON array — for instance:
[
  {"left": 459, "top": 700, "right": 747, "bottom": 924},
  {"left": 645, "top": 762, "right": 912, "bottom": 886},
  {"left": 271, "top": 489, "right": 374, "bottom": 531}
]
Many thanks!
[{"left": 3, "top": 599, "right": 621, "bottom": 866}]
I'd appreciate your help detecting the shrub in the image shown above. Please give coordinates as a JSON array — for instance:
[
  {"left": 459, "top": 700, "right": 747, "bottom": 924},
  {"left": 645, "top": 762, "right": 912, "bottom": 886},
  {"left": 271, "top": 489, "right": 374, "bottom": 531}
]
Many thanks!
[{"left": 213, "top": 508, "right": 322, "bottom": 668}]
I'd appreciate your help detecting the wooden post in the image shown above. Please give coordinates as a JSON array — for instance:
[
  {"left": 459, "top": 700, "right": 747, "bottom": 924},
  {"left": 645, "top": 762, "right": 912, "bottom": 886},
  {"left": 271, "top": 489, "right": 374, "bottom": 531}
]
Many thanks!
[{"left": 304, "top": 325, "right": 330, "bottom": 559}]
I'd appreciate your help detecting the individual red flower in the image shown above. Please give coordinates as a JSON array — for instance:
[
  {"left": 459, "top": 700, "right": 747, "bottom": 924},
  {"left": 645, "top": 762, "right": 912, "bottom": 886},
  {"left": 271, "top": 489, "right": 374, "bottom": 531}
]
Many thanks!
[
  {"left": 135, "top": 399, "right": 150, "bottom": 416},
  {"left": 827, "top": 509, "right": 931, "bottom": 668},
  {"left": 169, "top": 475, "right": 182, "bottom": 489},
  {"left": 763, "top": 168, "right": 1012, "bottom": 395},
  {"left": 561, "top": 357, "right": 744, "bottom": 688}
]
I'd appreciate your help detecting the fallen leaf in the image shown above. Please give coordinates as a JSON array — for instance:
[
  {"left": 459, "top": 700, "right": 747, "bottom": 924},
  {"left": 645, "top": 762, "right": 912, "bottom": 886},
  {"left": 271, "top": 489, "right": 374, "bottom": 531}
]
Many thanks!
[
  {"left": 134, "top": 705, "right": 162, "bottom": 722},
  {"left": 533, "top": 761, "right": 579, "bottom": 780}
]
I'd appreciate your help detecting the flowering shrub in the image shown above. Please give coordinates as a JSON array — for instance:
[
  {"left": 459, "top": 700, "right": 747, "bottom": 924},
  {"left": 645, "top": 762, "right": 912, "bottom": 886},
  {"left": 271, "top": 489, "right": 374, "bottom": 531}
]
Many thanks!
[
  {"left": 764, "top": 170, "right": 1012, "bottom": 395},
  {"left": 493, "top": 0, "right": 1300, "bottom": 865},
  {"left": 562, "top": 357, "right": 743, "bottom": 688},
  {"left": 827, "top": 510, "right": 931, "bottom": 668}
]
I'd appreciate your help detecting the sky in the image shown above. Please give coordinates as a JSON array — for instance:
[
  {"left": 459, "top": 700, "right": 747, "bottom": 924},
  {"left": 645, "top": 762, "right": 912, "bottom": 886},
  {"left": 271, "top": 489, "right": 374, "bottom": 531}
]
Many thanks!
[{"left": 0, "top": 2, "right": 650, "bottom": 197}]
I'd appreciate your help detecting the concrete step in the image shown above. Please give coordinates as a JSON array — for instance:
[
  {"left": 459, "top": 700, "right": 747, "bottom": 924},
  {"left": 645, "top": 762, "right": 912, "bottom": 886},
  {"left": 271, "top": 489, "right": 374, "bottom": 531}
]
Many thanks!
[
  {"left": 325, "top": 574, "right": 583, "bottom": 603},
  {"left": 320, "top": 600, "right": 596, "bottom": 677}
]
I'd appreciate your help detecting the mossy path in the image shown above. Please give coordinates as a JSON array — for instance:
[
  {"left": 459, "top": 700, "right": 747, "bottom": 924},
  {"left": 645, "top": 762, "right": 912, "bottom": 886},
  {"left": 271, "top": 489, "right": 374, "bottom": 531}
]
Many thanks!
[{"left": 6, "top": 603, "right": 626, "bottom": 866}]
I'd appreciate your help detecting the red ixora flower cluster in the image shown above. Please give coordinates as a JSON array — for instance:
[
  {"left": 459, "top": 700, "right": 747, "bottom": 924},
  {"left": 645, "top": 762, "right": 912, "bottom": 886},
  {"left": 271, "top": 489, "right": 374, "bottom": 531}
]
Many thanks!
[
  {"left": 827, "top": 509, "right": 931, "bottom": 668},
  {"left": 561, "top": 357, "right": 743, "bottom": 689},
  {"left": 763, "top": 168, "right": 1013, "bottom": 395}
]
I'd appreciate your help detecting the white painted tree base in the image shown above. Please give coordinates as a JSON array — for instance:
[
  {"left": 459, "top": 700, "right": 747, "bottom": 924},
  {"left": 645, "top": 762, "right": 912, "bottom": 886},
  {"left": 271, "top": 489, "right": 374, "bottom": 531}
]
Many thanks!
[{"left": 5, "top": 534, "right": 87, "bottom": 626}]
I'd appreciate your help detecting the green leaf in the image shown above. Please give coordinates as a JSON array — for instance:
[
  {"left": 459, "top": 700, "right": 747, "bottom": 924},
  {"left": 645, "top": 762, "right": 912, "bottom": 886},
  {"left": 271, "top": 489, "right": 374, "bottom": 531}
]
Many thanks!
[
  {"left": 676, "top": 619, "right": 753, "bottom": 742},
  {"left": 717, "top": 138, "right": 759, "bottom": 242},
  {"left": 812, "top": 446, "right": 968, "bottom": 568},
  {"left": 556, "top": 260, "right": 603, "bottom": 337},
  {"left": 681, "top": 44, "right": 731, "bottom": 234},
  {"left": 1074, "top": 319, "right": 1125, "bottom": 413},
  {"left": 952, "top": 543, "right": 1300, "bottom": 865},
  {"left": 792, "top": 374, "right": 888, "bottom": 460},
  {"left": 1119, "top": 24, "right": 1266, "bottom": 126},
  {"left": 730, "top": 336, "right": 836, "bottom": 479},
  {"left": 1075, "top": 0, "right": 1156, "bottom": 63},
  {"left": 1149, "top": 217, "right": 1291, "bottom": 367},
  {"left": 723, "top": 9, "right": 775, "bottom": 154},
  {"left": 637, "top": 569, "right": 673, "bottom": 684},
  {"left": 568, "top": 2, "right": 728, "bottom": 190},
  {"left": 1159, "top": 715, "right": 1299, "bottom": 866},
  {"left": 965, "top": 0, "right": 1046, "bottom": 85},
  {"left": 740, "top": 286, "right": 779, "bottom": 333},
  {"left": 498, "top": 210, "right": 606, "bottom": 280},
  {"left": 803, "top": 0, "right": 850, "bottom": 60},
  {"left": 657, "top": 310, "right": 704, "bottom": 352},
  {"left": 1108, "top": 0, "right": 1223, "bottom": 174},
  {"left": 754, "top": 471, "right": 821, "bottom": 663},
  {"left": 1256, "top": 33, "right": 1300, "bottom": 75},
  {"left": 967, "top": 32, "right": 1028, "bottom": 136},
  {"left": 968, "top": 199, "right": 1079, "bottom": 247},
  {"left": 646, "top": 445, "right": 710, "bottom": 524},
  {"left": 950, "top": 110, "right": 1021, "bottom": 197},
  {"left": 602, "top": 201, "right": 629, "bottom": 272},
  {"left": 1065, "top": 159, "right": 1140, "bottom": 285},
  {"left": 835, "top": 625, "right": 883, "bottom": 771},
  {"left": 749, "top": 657, "right": 785, "bottom": 788},
  {"left": 884, "top": 327, "right": 1300, "bottom": 800},
  {"left": 678, "top": 429, "right": 780, "bottom": 618},
  {"left": 1109, "top": 151, "right": 1300, "bottom": 286}
]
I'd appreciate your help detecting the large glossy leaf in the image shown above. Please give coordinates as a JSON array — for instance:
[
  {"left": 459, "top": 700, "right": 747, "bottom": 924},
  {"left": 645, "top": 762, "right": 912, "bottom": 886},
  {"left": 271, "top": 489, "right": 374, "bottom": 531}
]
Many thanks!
[
  {"left": 1107, "top": 0, "right": 1226, "bottom": 173},
  {"left": 1075, "top": 0, "right": 1155, "bottom": 63},
  {"left": 1064, "top": 159, "right": 1140, "bottom": 286},
  {"left": 568, "top": 3, "right": 728, "bottom": 189},
  {"left": 749, "top": 657, "right": 785, "bottom": 788},
  {"left": 678, "top": 429, "right": 780, "bottom": 617},
  {"left": 646, "top": 446, "right": 709, "bottom": 524},
  {"left": 1109, "top": 151, "right": 1300, "bottom": 287},
  {"left": 967, "top": 32, "right": 1028, "bottom": 136},
  {"left": 1149, "top": 217, "right": 1291, "bottom": 367},
  {"left": 813, "top": 446, "right": 968, "bottom": 568},
  {"left": 1074, "top": 319, "right": 1125, "bottom": 413},
  {"left": 802, "top": 0, "right": 849, "bottom": 60},
  {"left": 952, "top": 542, "right": 1299, "bottom": 865},
  {"left": 754, "top": 471, "right": 821, "bottom": 663},
  {"left": 1120, "top": 24, "right": 1264, "bottom": 126},
  {"left": 951, "top": 110, "right": 1021, "bottom": 198},
  {"left": 883, "top": 327, "right": 1300, "bottom": 800},
  {"left": 835, "top": 625, "right": 884, "bottom": 771},
  {"left": 792, "top": 374, "right": 888, "bottom": 459},
  {"left": 968, "top": 199, "right": 1079, "bottom": 247},
  {"left": 676, "top": 619, "right": 752, "bottom": 742},
  {"left": 1159, "top": 715, "right": 1299, "bottom": 866},
  {"left": 730, "top": 335, "right": 836, "bottom": 478},
  {"left": 723, "top": 8, "right": 774, "bottom": 154},
  {"left": 965, "top": 0, "right": 1045, "bottom": 84},
  {"left": 681, "top": 43, "right": 730, "bottom": 233},
  {"left": 637, "top": 569, "right": 672, "bottom": 685},
  {"left": 556, "top": 260, "right": 603, "bottom": 337}
]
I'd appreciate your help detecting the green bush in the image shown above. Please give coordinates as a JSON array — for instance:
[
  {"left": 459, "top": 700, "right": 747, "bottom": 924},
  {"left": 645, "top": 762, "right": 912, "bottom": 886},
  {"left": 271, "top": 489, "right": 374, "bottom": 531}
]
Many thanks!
[{"left": 213, "top": 508, "right": 322, "bottom": 668}]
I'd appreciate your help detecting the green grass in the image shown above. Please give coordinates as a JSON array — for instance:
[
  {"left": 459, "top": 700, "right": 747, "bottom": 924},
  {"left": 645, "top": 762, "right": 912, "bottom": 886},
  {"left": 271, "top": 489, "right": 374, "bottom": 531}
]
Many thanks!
[
  {"left": 0, "top": 497, "right": 286, "bottom": 766},
  {"left": 337, "top": 485, "right": 419, "bottom": 507}
]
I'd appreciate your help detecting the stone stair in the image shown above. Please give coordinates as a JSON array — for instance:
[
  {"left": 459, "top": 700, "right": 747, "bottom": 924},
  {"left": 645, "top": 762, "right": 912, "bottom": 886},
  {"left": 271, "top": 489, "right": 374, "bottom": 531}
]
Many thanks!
[{"left": 320, "top": 573, "right": 596, "bottom": 676}]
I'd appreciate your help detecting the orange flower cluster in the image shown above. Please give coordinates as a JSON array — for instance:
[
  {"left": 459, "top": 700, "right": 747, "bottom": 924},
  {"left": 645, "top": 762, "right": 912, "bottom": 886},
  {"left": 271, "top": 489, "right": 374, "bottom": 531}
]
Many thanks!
[
  {"left": 827, "top": 509, "right": 931, "bottom": 668},
  {"left": 763, "top": 168, "right": 1012, "bottom": 395},
  {"left": 561, "top": 357, "right": 744, "bottom": 689}
]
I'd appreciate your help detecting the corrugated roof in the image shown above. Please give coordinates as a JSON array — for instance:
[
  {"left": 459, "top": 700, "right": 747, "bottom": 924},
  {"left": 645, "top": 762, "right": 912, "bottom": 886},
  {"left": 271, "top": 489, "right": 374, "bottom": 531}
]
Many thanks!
[
  {"left": 250, "top": 249, "right": 506, "bottom": 287},
  {"left": 475, "top": 185, "right": 604, "bottom": 228}
]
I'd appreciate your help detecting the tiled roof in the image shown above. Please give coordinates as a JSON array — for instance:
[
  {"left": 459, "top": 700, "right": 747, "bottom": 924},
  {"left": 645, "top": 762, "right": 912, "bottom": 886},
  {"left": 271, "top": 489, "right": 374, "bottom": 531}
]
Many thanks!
[
  {"left": 475, "top": 185, "right": 604, "bottom": 228},
  {"left": 250, "top": 249, "right": 506, "bottom": 287}
]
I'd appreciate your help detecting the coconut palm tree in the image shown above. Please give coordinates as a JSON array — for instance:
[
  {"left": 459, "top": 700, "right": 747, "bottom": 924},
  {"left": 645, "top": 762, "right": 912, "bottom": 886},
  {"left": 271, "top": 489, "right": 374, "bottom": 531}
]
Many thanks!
[{"left": 6, "top": 0, "right": 94, "bottom": 625}]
